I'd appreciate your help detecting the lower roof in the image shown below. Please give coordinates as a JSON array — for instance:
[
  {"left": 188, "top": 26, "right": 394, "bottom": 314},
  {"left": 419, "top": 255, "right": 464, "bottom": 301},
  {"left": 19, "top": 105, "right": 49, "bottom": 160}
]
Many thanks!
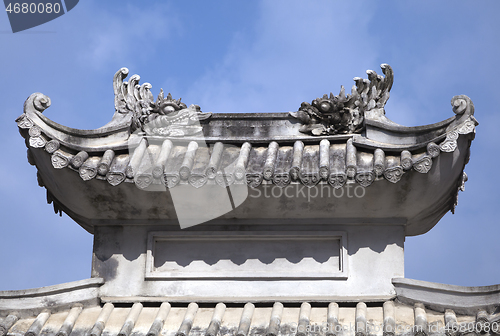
[
  {"left": 1, "top": 277, "right": 499, "bottom": 336},
  {"left": 1, "top": 298, "right": 499, "bottom": 336}
]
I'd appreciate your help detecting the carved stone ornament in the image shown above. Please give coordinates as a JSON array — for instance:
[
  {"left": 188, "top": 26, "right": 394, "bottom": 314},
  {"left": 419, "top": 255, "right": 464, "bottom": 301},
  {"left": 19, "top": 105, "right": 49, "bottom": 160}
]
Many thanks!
[
  {"left": 346, "top": 166, "right": 357, "bottom": 178},
  {"left": 439, "top": 137, "right": 458, "bottom": 153},
  {"left": 163, "top": 173, "right": 180, "bottom": 189},
  {"left": 29, "top": 136, "right": 46, "bottom": 148},
  {"left": 413, "top": 156, "right": 433, "bottom": 174},
  {"left": 246, "top": 173, "right": 263, "bottom": 188},
  {"left": 45, "top": 139, "right": 60, "bottom": 154},
  {"left": 440, "top": 117, "right": 477, "bottom": 153},
  {"left": 188, "top": 174, "right": 208, "bottom": 188},
  {"left": 71, "top": 151, "right": 89, "bottom": 169},
  {"left": 437, "top": 96, "right": 477, "bottom": 154},
  {"left": 355, "top": 171, "right": 375, "bottom": 187},
  {"left": 426, "top": 142, "right": 440, "bottom": 158},
  {"left": 216, "top": 171, "right": 235, "bottom": 187},
  {"left": 79, "top": 167, "right": 97, "bottom": 181},
  {"left": 16, "top": 114, "right": 34, "bottom": 129},
  {"left": 106, "top": 172, "right": 126, "bottom": 187},
  {"left": 272, "top": 172, "right": 291, "bottom": 188},
  {"left": 233, "top": 167, "right": 246, "bottom": 181},
  {"left": 135, "top": 174, "right": 153, "bottom": 190},
  {"left": 290, "top": 64, "right": 393, "bottom": 136},
  {"left": 384, "top": 166, "right": 404, "bottom": 184},
  {"left": 51, "top": 152, "right": 70, "bottom": 169},
  {"left": 328, "top": 173, "right": 347, "bottom": 189},
  {"left": 113, "top": 68, "right": 212, "bottom": 136},
  {"left": 299, "top": 172, "right": 320, "bottom": 188},
  {"left": 28, "top": 125, "right": 42, "bottom": 137}
]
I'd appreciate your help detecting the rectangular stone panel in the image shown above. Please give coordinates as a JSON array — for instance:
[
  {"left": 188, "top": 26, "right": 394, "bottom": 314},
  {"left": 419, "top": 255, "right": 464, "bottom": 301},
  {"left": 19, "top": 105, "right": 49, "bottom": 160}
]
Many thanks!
[{"left": 146, "top": 231, "right": 348, "bottom": 279}]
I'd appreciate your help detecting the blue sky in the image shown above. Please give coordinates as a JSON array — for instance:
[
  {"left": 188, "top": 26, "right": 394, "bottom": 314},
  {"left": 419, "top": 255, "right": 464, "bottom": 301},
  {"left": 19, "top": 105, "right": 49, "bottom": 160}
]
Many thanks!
[{"left": 0, "top": 0, "right": 499, "bottom": 290}]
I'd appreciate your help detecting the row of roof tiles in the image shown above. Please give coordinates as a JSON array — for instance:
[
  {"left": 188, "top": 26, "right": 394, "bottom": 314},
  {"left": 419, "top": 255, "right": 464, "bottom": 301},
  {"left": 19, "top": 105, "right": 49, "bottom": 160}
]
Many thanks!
[
  {"left": 2, "top": 301, "right": 500, "bottom": 336},
  {"left": 20, "top": 118, "right": 474, "bottom": 190}
]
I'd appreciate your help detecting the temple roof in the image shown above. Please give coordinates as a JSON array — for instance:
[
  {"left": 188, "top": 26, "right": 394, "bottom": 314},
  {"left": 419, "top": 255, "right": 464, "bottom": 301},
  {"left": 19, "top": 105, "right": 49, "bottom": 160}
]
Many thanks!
[{"left": 16, "top": 65, "right": 477, "bottom": 235}]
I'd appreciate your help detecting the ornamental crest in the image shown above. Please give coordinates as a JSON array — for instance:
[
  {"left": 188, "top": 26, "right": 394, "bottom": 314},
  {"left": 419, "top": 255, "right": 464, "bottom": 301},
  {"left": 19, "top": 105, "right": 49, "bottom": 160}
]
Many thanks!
[
  {"left": 113, "top": 68, "right": 212, "bottom": 136},
  {"left": 290, "top": 64, "right": 393, "bottom": 135}
]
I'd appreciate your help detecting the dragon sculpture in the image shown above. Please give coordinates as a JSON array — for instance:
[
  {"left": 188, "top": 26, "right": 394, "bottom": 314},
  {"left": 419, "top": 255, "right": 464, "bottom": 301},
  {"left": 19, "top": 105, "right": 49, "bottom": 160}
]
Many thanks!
[
  {"left": 113, "top": 68, "right": 212, "bottom": 137},
  {"left": 290, "top": 64, "right": 394, "bottom": 135}
]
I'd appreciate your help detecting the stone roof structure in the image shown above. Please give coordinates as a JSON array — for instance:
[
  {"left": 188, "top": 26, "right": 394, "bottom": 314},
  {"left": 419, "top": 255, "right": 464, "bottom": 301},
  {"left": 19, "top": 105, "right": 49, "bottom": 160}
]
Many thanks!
[
  {"left": 15, "top": 65, "right": 476, "bottom": 235},
  {"left": 3, "top": 65, "right": 498, "bottom": 336}
]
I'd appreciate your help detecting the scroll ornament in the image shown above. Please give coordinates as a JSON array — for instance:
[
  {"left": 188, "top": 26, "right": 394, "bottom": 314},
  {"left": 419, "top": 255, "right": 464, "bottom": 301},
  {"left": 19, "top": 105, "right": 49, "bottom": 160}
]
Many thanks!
[
  {"left": 440, "top": 95, "right": 478, "bottom": 153},
  {"left": 16, "top": 93, "right": 51, "bottom": 149},
  {"left": 113, "top": 68, "right": 212, "bottom": 136},
  {"left": 290, "top": 64, "right": 393, "bottom": 136}
]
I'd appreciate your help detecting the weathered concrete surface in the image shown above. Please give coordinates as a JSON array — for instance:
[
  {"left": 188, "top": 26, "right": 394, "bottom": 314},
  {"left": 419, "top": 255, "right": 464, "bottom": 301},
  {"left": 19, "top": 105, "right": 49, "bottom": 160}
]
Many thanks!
[
  {"left": 393, "top": 278, "right": 500, "bottom": 315},
  {"left": 92, "top": 224, "right": 404, "bottom": 300}
]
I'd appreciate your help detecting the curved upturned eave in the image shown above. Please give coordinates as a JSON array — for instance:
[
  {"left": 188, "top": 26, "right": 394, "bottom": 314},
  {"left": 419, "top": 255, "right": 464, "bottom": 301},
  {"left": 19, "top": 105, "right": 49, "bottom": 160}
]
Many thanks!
[
  {"left": 18, "top": 93, "right": 474, "bottom": 154},
  {"left": 17, "top": 92, "right": 476, "bottom": 237},
  {"left": 21, "top": 93, "right": 133, "bottom": 153}
]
